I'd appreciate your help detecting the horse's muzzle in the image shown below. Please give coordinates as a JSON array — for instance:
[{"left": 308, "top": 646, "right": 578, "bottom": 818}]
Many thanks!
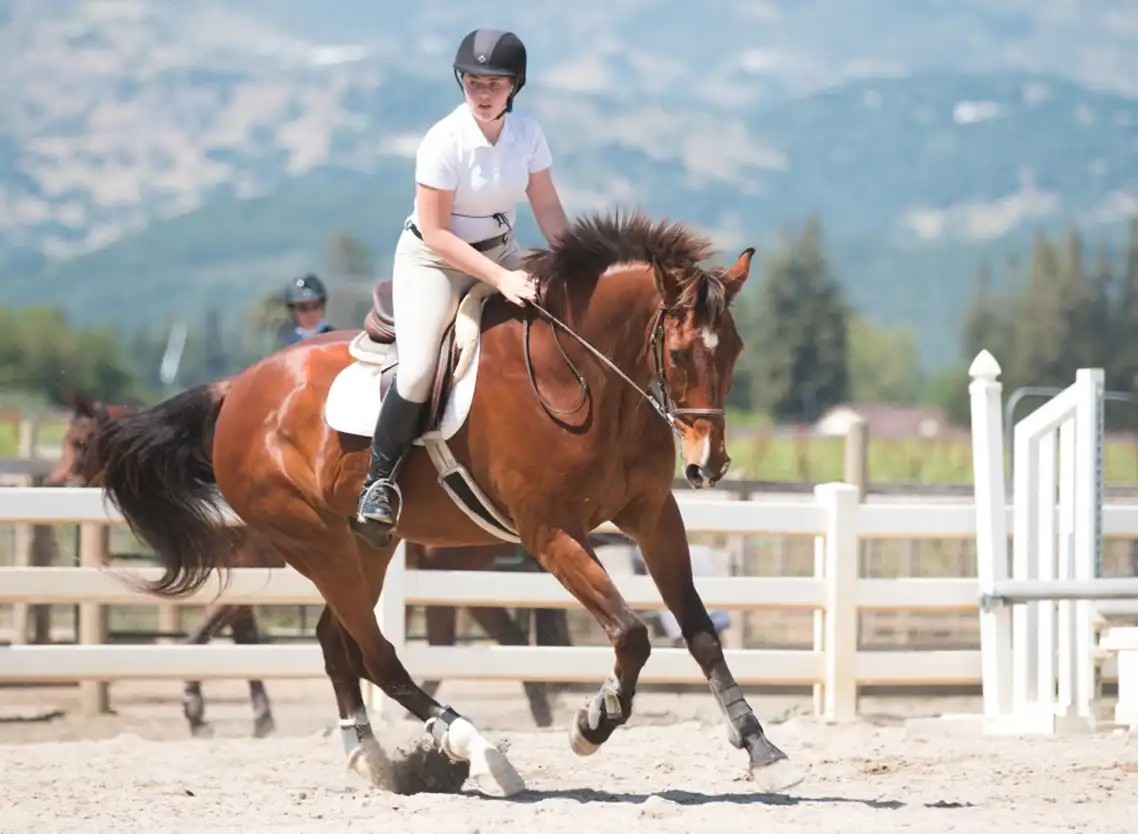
[{"left": 684, "top": 459, "right": 729, "bottom": 489}]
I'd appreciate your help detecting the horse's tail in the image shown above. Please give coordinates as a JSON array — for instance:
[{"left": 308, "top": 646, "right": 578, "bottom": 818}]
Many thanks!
[{"left": 92, "top": 378, "right": 233, "bottom": 598}]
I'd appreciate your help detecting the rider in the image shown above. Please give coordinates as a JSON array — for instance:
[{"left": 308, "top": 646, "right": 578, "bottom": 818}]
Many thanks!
[
  {"left": 283, "top": 273, "right": 335, "bottom": 346},
  {"left": 356, "top": 27, "right": 571, "bottom": 530}
]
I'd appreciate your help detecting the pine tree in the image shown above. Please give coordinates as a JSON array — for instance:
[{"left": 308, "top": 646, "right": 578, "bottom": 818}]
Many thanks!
[
  {"left": 1088, "top": 238, "right": 1116, "bottom": 383},
  {"left": 1011, "top": 230, "right": 1069, "bottom": 387},
  {"left": 751, "top": 217, "right": 849, "bottom": 422},
  {"left": 961, "top": 260, "right": 1009, "bottom": 365},
  {"left": 325, "top": 232, "right": 375, "bottom": 329},
  {"left": 1056, "top": 225, "right": 1106, "bottom": 371},
  {"left": 1114, "top": 217, "right": 1138, "bottom": 394}
]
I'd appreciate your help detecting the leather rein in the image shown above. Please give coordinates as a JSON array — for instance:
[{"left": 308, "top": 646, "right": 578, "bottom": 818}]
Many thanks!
[{"left": 522, "top": 300, "right": 725, "bottom": 433}]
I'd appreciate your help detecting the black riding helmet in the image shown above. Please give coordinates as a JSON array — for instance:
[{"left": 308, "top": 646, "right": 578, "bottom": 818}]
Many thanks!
[
  {"left": 453, "top": 28, "right": 527, "bottom": 117},
  {"left": 285, "top": 273, "right": 328, "bottom": 306}
]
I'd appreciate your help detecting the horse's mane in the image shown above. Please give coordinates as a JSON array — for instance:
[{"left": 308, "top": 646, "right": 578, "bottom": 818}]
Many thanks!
[{"left": 522, "top": 210, "right": 730, "bottom": 325}]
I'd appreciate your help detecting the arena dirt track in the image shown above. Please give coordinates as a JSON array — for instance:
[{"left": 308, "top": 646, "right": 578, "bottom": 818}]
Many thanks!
[{"left": 1, "top": 680, "right": 1135, "bottom": 832}]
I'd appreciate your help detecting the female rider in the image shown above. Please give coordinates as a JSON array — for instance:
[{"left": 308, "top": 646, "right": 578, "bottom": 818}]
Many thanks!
[{"left": 357, "top": 28, "right": 571, "bottom": 529}]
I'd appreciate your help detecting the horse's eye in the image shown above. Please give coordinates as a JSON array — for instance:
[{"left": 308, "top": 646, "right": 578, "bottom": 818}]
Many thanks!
[{"left": 669, "top": 349, "right": 683, "bottom": 365}]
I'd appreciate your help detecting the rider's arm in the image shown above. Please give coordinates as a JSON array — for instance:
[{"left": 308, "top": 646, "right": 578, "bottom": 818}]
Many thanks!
[
  {"left": 527, "top": 169, "right": 570, "bottom": 246},
  {"left": 525, "top": 123, "right": 570, "bottom": 245},
  {"left": 416, "top": 183, "right": 514, "bottom": 288}
]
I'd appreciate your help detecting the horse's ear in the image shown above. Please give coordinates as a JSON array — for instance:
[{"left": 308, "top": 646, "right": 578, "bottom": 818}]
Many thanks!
[
  {"left": 71, "top": 394, "right": 95, "bottom": 418},
  {"left": 651, "top": 259, "right": 682, "bottom": 307},
  {"left": 71, "top": 394, "right": 109, "bottom": 421},
  {"left": 722, "top": 247, "right": 755, "bottom": 301}
]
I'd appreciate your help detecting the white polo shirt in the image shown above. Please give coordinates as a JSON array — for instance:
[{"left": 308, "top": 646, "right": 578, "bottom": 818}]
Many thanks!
[{"left": 409, "top": 103, "right": 553, "bottom": 243}]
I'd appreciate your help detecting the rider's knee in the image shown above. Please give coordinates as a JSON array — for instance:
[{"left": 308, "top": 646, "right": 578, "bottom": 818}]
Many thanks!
[{"left": 395, "top": 365, "right": 434, "bottom": 402}]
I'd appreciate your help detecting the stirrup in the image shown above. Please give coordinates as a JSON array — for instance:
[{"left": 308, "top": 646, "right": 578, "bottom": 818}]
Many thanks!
[{"left": 356, "top": 477, "right": 403, "bottom": 526}]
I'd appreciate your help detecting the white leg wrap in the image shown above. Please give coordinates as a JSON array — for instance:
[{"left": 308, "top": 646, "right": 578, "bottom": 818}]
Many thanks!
[{"left": 430, "top": 715, "right": 526, "bottom": 797}]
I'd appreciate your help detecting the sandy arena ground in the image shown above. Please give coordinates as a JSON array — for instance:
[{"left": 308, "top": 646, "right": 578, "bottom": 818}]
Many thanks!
[{"left": 1, "top": 678, "right": 1136, "bottom": 832}]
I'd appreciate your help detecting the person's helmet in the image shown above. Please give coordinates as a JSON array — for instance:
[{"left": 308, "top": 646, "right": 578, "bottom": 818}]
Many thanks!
[
  {"left": 285, "top": 273, "right": 328, "bottom": 306},
  {"left": 453, "top": 28, "right": 527, "bottom": 114}
]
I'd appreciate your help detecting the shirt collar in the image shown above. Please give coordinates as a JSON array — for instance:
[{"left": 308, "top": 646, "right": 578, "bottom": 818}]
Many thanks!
[
  {"left": 295, "top": 320, "right": 327, "bottom": 340},
  {"left": 457, "top": 103, "right": 512, "bottom": 149}
]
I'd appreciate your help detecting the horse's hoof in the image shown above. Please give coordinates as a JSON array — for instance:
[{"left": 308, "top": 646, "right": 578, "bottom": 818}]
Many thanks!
[
  {"left": 744, "top": 733, "right": 804, "bottom": 792},
  {"left": 466, "top": 744, "right": 527, "bottom": 798},
  {"left": 436, "top": 715, "right": 526, "bottom": 797},
  {"left": 346, "top": 738, "right": 393, "bottom": 789},
  {"left": 749, "top": 757, "right": 806, "bottom": 792},
  {"left": 568, "top": 710, "right": 600, "bottom": 757},
  {"left": 253, "top": 714, "right": 276, "bottom": 739}
]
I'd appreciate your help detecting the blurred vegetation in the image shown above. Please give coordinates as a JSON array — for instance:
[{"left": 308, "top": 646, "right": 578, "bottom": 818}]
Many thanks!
[{"left": 4, "top": 215, "right": 1138, "bottom": 484}]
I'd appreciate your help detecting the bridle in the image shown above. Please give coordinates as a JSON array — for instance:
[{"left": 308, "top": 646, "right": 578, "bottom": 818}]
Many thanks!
[{"left": 522, "top": 299, "right": 726, "bottom": 434}]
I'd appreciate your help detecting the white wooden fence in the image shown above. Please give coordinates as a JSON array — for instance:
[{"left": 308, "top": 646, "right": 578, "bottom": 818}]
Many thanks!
[{"left": 3, "top": 483, "right": 1138, "bottom": 721}]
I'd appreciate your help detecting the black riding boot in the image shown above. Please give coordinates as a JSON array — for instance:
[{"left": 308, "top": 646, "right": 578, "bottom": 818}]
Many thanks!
[{"left": 356, "top": 384, "right": 429, "bottom": 528}]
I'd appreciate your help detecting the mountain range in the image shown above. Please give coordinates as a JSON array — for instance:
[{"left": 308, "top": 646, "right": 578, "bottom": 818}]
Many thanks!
[{"left": 2, "top": 0, "right": 1137, "bottom": 368}]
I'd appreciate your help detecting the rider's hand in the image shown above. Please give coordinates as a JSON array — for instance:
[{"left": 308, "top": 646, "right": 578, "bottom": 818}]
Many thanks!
[{"left": 496, "top": 268, "right": 537, "bottom": 307}]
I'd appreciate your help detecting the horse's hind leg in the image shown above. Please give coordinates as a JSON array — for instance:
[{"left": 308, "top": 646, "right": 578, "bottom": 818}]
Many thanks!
[
  {"left": 182, "top": 603, "right": 238, "bottom": 738},
  {"left": 229, "top": 605, "right": 275, "bottom": 738},
  {"left": 525, "top": 527, "right": 650, "bottom": 756},
  {"left": 615, "top": 491, "right": 803, "bottom": 791},
  {"left": 278, "top": 521, "right": 526, "bottom": 796},
  {"left": 315, "top": 604, "right": 401, "bottom": 788}
]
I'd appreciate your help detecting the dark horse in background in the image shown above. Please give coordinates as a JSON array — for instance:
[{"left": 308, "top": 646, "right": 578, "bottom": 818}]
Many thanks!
[
  {"left": 50, "top": 397, "right": 575, "bottom": 737},
  {"left": 85, "top": 211, "right": 800, "bottom": 796}
]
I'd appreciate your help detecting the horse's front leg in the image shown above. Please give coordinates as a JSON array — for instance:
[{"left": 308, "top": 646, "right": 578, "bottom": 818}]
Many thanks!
[
  {"left": 528, "top": 527, "right": 650, "bottom": 755},
  {"left": 614, "top": 491, "right": 804, "bottom": 791}
]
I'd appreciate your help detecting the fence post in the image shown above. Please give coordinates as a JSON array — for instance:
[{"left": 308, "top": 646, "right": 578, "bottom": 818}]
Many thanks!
[
  {"left": 12, "top": 419, "right": 56, "bottom": 646},
  {"left": 813, "top": 414, "right": 868, "bottom": 712},
  {"left": 817, "top": 481, "right": 859, "bottom": 721},
  {"left": 843, "top": 416, "right": 869, "bottom": 501},
  {"left": 78, "top": 522, "right": 110, "bottom": 715},
  {"left": 1073, "top": 367, "right": 1104, "bottom": 717},
  {"left": 969, "top": 349, "right": 1011, "bottom": 723},
  {"left": 368, "top": 540, "right": 408, "bottom": 721}
]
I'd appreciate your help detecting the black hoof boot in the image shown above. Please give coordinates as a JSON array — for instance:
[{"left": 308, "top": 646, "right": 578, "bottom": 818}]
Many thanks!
[{"left": 356, "top": 383, "right": 428, "bottom": 529}]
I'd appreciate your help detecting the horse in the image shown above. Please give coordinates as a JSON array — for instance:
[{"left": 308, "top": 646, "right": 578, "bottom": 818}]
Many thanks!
[
  {"left": 86, "top": 210, "right": 800, "bottom": 796},
  {"left": 50, "top": 396, "right": 574, "bottom": 735}
]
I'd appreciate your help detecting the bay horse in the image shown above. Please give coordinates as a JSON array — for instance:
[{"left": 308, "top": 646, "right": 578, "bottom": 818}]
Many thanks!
[
  {"left": 50, "top": 397, "right": 572, "bottom": 735},
  {"left": 87, "top": 211, "right": 800, "bottom": 796}
]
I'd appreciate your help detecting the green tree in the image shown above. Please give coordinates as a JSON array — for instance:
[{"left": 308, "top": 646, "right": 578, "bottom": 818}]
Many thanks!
[
  {"left": 750, "top": 217, "right": 849, "bottom": 422},
  {"left": 1009, "top": 230, "right": 1070, "bottom": 388},
  {"left": 1110, "top": 217, "right": 1138, "bottom": 395},
  {"left": 0, "top": 305, "right": 138, "bottom": 404},
  {"left": 961, "top": 259, "right": 1012, "bottom": 366},
  {"left": 324, "top": 231, "right": 375, "bottom": 330},
  {"left": 847, "top": 314, "right": 923, "bottom": 404}
]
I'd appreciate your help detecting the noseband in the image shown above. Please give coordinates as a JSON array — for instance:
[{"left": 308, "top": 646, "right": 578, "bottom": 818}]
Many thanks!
[{"left": 523, "top": 301, "right": 726, "bottom": 433}]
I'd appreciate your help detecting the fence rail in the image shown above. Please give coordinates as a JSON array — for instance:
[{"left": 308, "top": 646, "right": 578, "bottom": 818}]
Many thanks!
[{"left": 3, "top": 483, "right": 1138, "bottom": 720}]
